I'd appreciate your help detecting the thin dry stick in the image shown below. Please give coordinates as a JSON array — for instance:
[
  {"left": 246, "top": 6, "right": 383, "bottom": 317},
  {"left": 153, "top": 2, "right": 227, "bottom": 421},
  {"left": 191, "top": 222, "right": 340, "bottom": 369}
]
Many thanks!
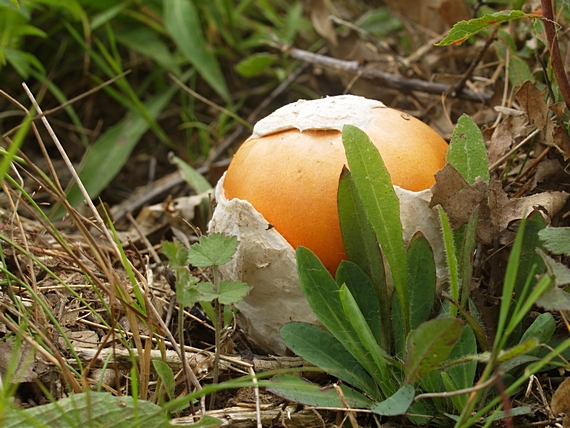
[
  {"left": 287, "top": 47, "right": 491, "bottom": 103},
  {"left": 21, "top": 83, "right": 119, "bottom": 254},
  {"left": 333, "top": 384, "right": 359, "bottom": 428},
  {"left": 1, "top": 71, "right": 131, "bottom": 138},
  {"left": 248, "top": 366, "right": 262, "bottom": 428},
  {"left": 21, "top": 82, "right": 147, "bottom": 368}
]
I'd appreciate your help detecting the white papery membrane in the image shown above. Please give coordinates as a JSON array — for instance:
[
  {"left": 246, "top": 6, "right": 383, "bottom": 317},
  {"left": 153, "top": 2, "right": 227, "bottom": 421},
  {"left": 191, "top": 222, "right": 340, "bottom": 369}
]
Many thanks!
[{"left": 209, "top": 173, "right": 446, "bottom": 355}]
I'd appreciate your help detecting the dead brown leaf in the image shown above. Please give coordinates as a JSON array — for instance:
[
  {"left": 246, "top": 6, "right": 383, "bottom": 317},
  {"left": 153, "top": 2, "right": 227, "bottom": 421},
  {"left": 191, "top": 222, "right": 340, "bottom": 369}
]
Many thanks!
[
  {"left": 488, "top": 115, "right": 530, "bottom": 166},
  {"left": 431, "top": 165, "right": 569, "bottom": 244},
  {"left": 552, "top": 376, "right": 570, "bottom": 428},
  {"left": 516, "top": 81, "right": 570, "bottom": 160},
  {"left": 306, "top": 0, "right": 337, "bottom": 47},
  {"left": 544, "top": 118, "right": 570, "bottom": 160},
  {"left": 383, "top": 0, "right": 470, "bottom": 33},
  {"left": 430, "top": 164, "right": 488, "bottom": 229},
  {"left": 516, "top": 81, "right": 548, "bottom": 130},
  {"left": 0, "top": 340, "right": 37, "bottom": 384}
]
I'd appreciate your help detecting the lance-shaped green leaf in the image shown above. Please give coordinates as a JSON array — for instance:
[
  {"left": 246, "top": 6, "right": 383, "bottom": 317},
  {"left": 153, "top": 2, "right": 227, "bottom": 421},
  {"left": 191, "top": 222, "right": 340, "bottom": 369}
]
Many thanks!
[
  {"left": 342, "top": 124, "right": 409, "bottom": 333},
  {"left": 340, "top": 284, "right": 395, "bottom": 397},
  {"left": 296, "top": 247, "right": 384, "bottom": 399},
  {"left": 404, "top": 318, "right": 464, "bottom": 384},
  {"left": 406, "top": 233, "right": 436, "bottom": 330},
  {"left": 336, "top": 261, "right": 384, "bottom": 349},
  {"left": 370, "top": 385, "right": 415, "bottom": 416},
  {"left": 337, "top": 167, "right": 386, "bottom": 296},
  {"left": 338, "top": 168, "right": 389, "bottom": 346},
  {"left": 447, "top": 114, "right": 490, "bottom": 184},
  {"left": 280, "top": 322, "right": 378, "bottom": 397},
  {"left": 1, "top": 391, "right": 173, "bottom": 428},
  {"left": 267, "top": 374, "right": 372, "bottom": 409}
]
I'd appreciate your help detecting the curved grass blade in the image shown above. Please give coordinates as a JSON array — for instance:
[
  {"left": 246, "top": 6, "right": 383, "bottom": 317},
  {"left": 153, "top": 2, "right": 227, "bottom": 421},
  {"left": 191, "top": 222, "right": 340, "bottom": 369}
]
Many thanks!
[{"left": 164, "top": 0, "right": 230, "bottom": 102}]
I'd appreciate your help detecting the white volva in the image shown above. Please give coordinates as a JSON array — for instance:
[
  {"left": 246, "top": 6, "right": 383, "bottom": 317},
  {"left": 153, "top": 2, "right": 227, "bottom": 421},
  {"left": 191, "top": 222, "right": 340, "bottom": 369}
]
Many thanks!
[
  {"left": 209, "top": 95, "right": 446, "bottom": 355},
  {"left": 210, "top": 181, "right": 446, "bottom": 356}
]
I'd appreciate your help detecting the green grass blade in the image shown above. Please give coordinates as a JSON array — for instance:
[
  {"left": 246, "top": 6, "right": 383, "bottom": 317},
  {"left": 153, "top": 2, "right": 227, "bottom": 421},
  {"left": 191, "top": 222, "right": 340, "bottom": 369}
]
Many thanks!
[
  {"left": 0, "top": 112, "right": 31, "bottom": 186},
  {"left": 459, "top": 209, "right": 478, "bottom": 308},
  {"left": 446, "top": 114, "right": 490, "bottom": 184},
  {"left": 164, "top": 0, "right": 231, "bottom": 102},
  {"left": 494, "top": 217, "right": 526, "bottom": 351}
]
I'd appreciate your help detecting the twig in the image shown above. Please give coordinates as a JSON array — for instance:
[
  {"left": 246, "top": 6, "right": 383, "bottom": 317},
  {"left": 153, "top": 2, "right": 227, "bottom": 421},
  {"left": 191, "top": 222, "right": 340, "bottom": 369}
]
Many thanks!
[
  {"left": 541, "top": 0, "right": 570, "bottom": 110},
  {"left": 248, "top": 366, "right": 262, "bottom": 428},
  {"left": 287, "top": 48, "right": 491, "bottom": 103},
  {"left": 333, "top": 384, "right": 358, "bottom": 428}
]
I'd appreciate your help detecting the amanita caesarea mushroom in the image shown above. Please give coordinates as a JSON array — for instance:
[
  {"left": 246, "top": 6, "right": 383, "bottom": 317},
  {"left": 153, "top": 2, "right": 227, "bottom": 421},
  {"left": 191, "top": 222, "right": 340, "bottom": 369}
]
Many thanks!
[{"left": 209, "top": 95, "right": 448, "bottom": 355}]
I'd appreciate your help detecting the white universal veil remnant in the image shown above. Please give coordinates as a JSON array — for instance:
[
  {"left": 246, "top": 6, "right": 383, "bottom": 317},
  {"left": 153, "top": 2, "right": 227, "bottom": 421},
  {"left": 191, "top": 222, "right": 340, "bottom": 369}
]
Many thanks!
[{"left": 209, "top": 95, "right": 448, "bottom": 355}]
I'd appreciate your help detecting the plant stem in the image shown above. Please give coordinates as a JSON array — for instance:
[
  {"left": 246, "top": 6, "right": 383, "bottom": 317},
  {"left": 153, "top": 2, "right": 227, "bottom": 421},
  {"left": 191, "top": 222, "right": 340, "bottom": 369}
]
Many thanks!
[
  {"left": 541, "top": 0, "right": 570, "bottom": 110},
  {"left": 209, "top": 267, "right": 222, "bottom": 409}
]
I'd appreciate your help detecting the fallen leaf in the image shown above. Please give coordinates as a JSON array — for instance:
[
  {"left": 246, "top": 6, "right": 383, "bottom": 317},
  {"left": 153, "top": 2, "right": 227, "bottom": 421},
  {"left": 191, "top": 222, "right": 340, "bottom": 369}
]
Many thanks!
[
  {"left": 488, "top": 115, "right": 530, "bottom": 166},
  {"left": 0, "top": 340, "right": 37, "bottom": 384},
  {"left": 432, "top": 165, "right": 569, "bottom": 244},
  {"left": 306, "top": 0, "right": 337, "bottom": 47},
  {"left": 544, "top": 119, "right": 570, "bottom": 160},
  {"left": 516, "top": 81, "right": 548, "bottom": 130},
  {"left": 430, "top": 164, "right": 487, "bottom": 229},
  {"left": 552, "top": 376, "right": 570, "bottom": 428}
]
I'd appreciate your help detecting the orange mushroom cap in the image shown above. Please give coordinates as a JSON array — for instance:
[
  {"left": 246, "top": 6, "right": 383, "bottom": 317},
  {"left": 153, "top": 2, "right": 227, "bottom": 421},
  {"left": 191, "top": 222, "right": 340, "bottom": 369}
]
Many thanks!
[{"left": 222, "top": 96, "right": 448, "bottom": 274}]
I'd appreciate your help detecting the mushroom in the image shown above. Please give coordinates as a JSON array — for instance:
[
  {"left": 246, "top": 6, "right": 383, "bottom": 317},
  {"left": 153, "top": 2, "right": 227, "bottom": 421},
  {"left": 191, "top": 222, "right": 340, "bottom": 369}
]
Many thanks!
[{"left": 209, "top": 95, "right": 448, "bottom": 355}]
